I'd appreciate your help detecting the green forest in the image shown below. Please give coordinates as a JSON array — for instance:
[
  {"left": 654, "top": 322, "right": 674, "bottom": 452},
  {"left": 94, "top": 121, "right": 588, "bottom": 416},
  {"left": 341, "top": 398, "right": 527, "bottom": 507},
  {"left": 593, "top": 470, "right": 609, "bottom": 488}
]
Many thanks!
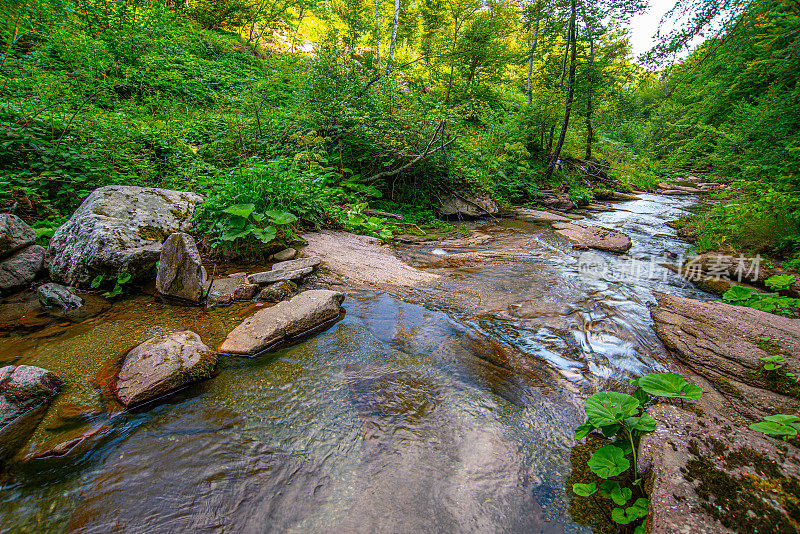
[{"left": 2, "top": 0, "right": 799, "bottom": 259}]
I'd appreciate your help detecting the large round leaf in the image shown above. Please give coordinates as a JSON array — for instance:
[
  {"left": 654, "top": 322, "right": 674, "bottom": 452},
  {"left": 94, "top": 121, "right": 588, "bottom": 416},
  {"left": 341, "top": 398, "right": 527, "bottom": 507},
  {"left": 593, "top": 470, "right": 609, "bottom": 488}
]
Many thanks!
[
  {"left": 634, "top": 372, "right": 702, "bottom": 399},
  {"left": 587, "top": 445, "right": 630, "bottom": 479},
  {"left": 611, "top": 498, "right": 649, "bottom": 524},
  {"left": 572, "top": 483, "right": 597, "bottom": 496},
  {"left": 584, "top": 391, "right": 640, "bottom": 427}
]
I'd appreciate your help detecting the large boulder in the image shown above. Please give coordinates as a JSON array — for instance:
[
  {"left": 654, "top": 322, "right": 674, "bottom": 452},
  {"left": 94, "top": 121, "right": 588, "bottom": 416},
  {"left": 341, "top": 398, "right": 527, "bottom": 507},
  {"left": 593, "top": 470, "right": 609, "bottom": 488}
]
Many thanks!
[
  {"left": 47, "top": 186, "right": 203, "bottom": 287},
  {"left": 155, "top": 233, "right": 204, "bottom": 303},
  {"left": 0, "top": 245, "right": 45, "bottom": 292},
  {"left": 219, "top": 290, "right": 345, "bottom": 355},
  {"left": 538, "top": 193, "right": 574, "bottom": 211},
  {"left": 0, "top": 214, "right": 35, "bottom": 258},
  {"left": 641, "top": 292, "right": 800, "bottom": 532},
  {"left": 552, "top": 223, "right": 632, "bottom": 253},
  {"left": 37, "top": 282, "right": 83, "bottom": 309},
  {"left": 438, "top": 193, "right": 498, "bottom": 218},
  {"left": 0, "top": 365, "right": 62, "bottom": 466},
  {"left": 115, "top": 330, "right": 216, "bottom": 407}
]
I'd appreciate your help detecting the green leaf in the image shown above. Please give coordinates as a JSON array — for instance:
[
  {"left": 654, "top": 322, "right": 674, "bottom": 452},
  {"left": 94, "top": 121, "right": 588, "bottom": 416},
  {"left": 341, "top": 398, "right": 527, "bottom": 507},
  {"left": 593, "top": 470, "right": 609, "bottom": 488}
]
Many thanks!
[
  {"left": 636, "top": 372, "right": 702, "bottom": 399},
  {"left": 572, "top": 483, "right": 597, "bottom": 496},
  {"left": 764, "top": 414, "right": 800, "bottom": 424},
  {"left": 598, "top": 481, "right": 632, "bottom": 505},
  {"left": 584, "top": 391, "right": 640, "bottom": 427},
  {"left": 221, "top": 227, "right": 253, "bottom": 241},
  {"left": 222, "top": 203, "right": 256, "bottom": 219},
  {"left": 251, "top": 226, "right": 277, "bottom": 244},
  {"left": 575, "top": 422, "right": 594, "bottom": 441},
  {"left": 765, "top": 274, "right": 795, "bottom": 291},
  {"left": 722, "top": 286, "right": 757, "bottom": 302},
  {"left": 760, "top": 355, "right": 787, "bottom": 363},
  {"left": 588, "top": 445, "right": 630, "bottom": 478},
  {"left": 749, "top": 421, "right": 798, "bottom": 437},
  {"left": 611, "top": 498, "right": 649, "bottom": 524},
  {"left": 117, "top": 272, "right": 132, "bottom": 284},
  {"left": 90, "top": 275, "right": 104, "bottom": 289},
  {"left": 264, "top": 210, "right": 298, "bottom": 225},
  {"left": 625, "top": 413, "right": 657, "bottom": 433}
]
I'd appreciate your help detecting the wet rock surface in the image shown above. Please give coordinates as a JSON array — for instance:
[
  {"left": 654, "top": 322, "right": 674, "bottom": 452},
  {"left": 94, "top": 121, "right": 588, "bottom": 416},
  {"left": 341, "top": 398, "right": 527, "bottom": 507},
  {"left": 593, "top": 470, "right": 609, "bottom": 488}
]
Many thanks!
[
  {"left": 247, "top": 266, "right": 313, "bottom": 285},
  {"left": 115, "top": 331, "right": 216, "bottom": 407},
  {"left": 46, "top": 185, "right": 203, "bottom": 287},
  {"left": 155, "top": 233, "right": 204, "bottom": 303},
  {"left": 0, "top": 365, "right": 62, "bottom": 465},
  {"left": 552, "top": 223, "right": 632, "bottom": 253},
  {"left": 644, "top": 292, "right": 800, "bottom": 532},
  {"left": 0, "top": 214, "right": 35, "bottom": 258},
  {"left": 0, "top": 245, "right": 45, "bottom": 292},
  {"left": 218, "top": 290, "right": 345, "bottom": 355},
  {"left": 37, "top": 283, "right": 83, "bottom": 310},
  {"left": 505, "top": 207, "right": 571, "bottom": 223},
  {"left": 256, "top": 280, "right": 298, "bottom": 302}
]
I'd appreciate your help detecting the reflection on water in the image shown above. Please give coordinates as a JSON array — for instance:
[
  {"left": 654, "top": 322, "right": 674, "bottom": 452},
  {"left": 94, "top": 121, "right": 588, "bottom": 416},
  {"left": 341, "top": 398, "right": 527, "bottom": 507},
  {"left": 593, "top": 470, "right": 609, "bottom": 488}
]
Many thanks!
[{"left": 0, "top": 194, "right": 709, "bottom": 533}]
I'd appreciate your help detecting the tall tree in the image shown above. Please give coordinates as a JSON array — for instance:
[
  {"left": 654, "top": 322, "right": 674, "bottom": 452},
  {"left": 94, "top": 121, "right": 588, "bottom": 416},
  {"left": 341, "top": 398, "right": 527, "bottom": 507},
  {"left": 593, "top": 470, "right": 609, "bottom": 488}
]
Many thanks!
[
  {"left": 544, "top": 0, "right": 576, "bottom": 181},
  {"left": 388, "top": 0, "right": 400, "bottom": 67}
]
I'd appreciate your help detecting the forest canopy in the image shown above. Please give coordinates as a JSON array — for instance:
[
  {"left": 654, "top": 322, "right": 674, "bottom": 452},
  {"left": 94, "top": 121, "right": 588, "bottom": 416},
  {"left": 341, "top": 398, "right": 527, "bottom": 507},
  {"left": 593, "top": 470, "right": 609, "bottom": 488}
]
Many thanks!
[{"left": 1, "top": 0, "right": 799, "bottom": 263}]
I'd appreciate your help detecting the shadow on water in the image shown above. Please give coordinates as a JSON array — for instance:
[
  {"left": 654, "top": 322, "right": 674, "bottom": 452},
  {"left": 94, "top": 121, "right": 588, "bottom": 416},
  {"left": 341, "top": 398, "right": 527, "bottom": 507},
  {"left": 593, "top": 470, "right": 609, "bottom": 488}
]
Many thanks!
[{"left": 0, "top": 194, "right": 712, "bottom": 533}]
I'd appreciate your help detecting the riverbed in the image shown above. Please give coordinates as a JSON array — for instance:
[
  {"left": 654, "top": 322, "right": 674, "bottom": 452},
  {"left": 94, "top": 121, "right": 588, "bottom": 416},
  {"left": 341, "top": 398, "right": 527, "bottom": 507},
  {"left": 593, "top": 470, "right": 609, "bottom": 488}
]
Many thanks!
[{"left": 0, "top": 194, "right": 711, "bottom": 533}]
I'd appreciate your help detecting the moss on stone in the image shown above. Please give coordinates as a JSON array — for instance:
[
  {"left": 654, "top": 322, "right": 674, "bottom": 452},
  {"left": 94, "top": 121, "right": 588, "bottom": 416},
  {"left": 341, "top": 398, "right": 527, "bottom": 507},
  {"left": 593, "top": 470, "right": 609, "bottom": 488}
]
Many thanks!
[
  {"left": 137, "top": 226, "right": 167, "bottom": 241},
  {"left": 682, "top": 439, "right": 800, "bottom": 533}
]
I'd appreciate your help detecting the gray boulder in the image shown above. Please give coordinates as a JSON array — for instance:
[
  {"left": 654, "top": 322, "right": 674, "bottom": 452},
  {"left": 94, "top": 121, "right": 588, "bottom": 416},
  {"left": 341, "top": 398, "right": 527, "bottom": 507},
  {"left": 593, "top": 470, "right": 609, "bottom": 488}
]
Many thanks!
[
  {"left": 271, "top": 256, "right": 321, "bottom": 272},
  {"left": 115, "top": 330, "right": 216, "bottom": 407},
  {"left": 271, "top": 248, "right": 297, "bottom": 261},
  {"left": 0, "top": 245, "right": 45, "bottom": 292},
  {"left": 47, "top": 185, "right": 203, "bottom": 287},
  {"left": 0, "top": 214, "right": 35, "bottom": 258},
  {"left": 439, "top": 193, "right": 498, "bottom": 218},
  {"left": 37, "top": 282, "right": 83, "bottom": 309},
  {"left": 247, "top": 266, "right": 313, "bottom": 285},
  {"left": 155, "top": 233, "right": 204, "bottom": 302},
  {"left": 539, "top": 193, "right": 574, "bottom": 211},
  {"left": 219, "top": 290, "right": 345, "bottom": 355},
  {"left": 0, "top": 365, "right": 62, "bottom": 465}
]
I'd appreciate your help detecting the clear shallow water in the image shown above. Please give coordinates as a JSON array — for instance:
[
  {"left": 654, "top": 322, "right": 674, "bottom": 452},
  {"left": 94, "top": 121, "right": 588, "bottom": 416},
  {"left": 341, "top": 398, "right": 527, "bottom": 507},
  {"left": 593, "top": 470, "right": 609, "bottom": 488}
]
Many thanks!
[{"left": 0, "top": 194, "right": 710, "bottom": 533}]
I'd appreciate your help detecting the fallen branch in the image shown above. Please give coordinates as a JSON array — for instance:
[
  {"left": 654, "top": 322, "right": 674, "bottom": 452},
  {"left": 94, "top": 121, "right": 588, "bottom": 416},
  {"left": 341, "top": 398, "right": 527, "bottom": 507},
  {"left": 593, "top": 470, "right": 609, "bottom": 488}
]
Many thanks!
[
  {"left": 363, "top": 209, "right": 404, "bottom": 220},
  {"left": 364, "top": 120, "right": 455, "bottom": 183}
]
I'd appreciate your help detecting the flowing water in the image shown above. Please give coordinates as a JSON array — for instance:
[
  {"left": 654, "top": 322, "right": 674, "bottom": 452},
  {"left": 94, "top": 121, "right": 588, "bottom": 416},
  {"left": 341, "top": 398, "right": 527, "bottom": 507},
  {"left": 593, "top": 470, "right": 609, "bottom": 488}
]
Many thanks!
[{"left": 0, "top": 194, "right": 711, "bottom": 533}]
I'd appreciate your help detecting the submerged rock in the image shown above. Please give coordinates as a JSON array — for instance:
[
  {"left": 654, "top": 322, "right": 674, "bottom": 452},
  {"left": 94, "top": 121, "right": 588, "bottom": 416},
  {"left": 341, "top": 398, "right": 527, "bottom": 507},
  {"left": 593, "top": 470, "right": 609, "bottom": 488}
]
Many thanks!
[
  {"left": 0, "top": 214, "right": 35, "bottom": 258},
  {"left": 219, "top": 290, "right": 345, "bottom": 355},
  {"left": 37, "top": 282, "right": 83, "bottom": 309},
  {"left": 155, "top": 232, "right": 204, "bottom": 302},
  {"left": 0, "top": 365, "right": 63, "bottom": 466},
  {"left": 256, "top": 280, "right": 297, "bottom": 302},
  {"left": 552, "top": 223, "right": 632, "bottom": 253},
  {"left": 47, "top": 185, "right": 203, "bottom": 287},
  {"left": 0, "top": 245, "right": 45, "bottom": 292},
  {"left": 115, "top": 331, "right": 216, "bottom": 407},
  {"left": 232, "top": 283, "right": 259, "bottom": 301},
  {"left": 438, "top": 193, "right": 498, "bottom": 218}
]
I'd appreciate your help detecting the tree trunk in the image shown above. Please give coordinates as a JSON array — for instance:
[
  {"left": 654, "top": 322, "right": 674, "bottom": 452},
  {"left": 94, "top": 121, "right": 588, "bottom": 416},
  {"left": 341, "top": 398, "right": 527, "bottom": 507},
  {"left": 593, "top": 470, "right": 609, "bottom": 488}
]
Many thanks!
[
  {"left": 544, "top": 0, "right": 576, "bottom": 182},
  {"left": 388, "top": 0, "right": 400, "bottom": 68},
  {"left": 444, "top": 19, "right": 462, "bottom": 106},
  {"left": 527, "top": 17, "right": 540, "bottom": 105},
  {"left": 585, "top": 33, "right": 594, "bottom": 160},
  {"left": 374, "top": 0, "right": 381, "bottom": 67}
]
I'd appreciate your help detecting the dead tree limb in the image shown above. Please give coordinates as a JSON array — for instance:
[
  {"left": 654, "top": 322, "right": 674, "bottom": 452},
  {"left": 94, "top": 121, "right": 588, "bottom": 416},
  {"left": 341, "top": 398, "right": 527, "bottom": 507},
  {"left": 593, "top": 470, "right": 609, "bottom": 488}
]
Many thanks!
[{"left": 364, "top": 120, "right": 455, "bottom": 183}]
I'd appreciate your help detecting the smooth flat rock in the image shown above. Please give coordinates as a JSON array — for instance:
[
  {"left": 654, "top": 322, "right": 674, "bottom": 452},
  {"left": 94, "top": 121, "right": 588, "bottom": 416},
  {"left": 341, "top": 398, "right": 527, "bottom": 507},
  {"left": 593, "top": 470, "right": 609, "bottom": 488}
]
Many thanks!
[
  {"left": 0, "top": 365, "right": 62, "bottom": 465},
  {"left": 301, "top": 231, "right": 438, "bottom": 287},
  {"left": 218, "top": 290, "right": 345, "bottom": 355},
  {"left": 247, "top": 266, "right": 313, "bottom": 285},
  {"left": 155, "top": 233, "right": 204, "bottom": 302},
  {"left": 271, "top": 257, "right": 322, "bottom": 272},
  {"left": 552, "top": 223, "right": 632, "bottom": 253},
  {"left": 47, "top": 185, "right": 203, "bottom": 287},
  {"left": 641, "top": 292, "right": 800, "bottom": 531},
  {"left": 0, "top": 214, "right": 35, "bottom": 259},
  {"left": 115, "top": 331, "right": 216, "bottom": 407},
  {"left": 508, "top": 207, "right": 571, "bottom": 223},
  {"left": 0, "top": 245, "right": 45, "bottom": 292},
  {"left": 37, "top": 282, "right": 83, "bottom": 309}
]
